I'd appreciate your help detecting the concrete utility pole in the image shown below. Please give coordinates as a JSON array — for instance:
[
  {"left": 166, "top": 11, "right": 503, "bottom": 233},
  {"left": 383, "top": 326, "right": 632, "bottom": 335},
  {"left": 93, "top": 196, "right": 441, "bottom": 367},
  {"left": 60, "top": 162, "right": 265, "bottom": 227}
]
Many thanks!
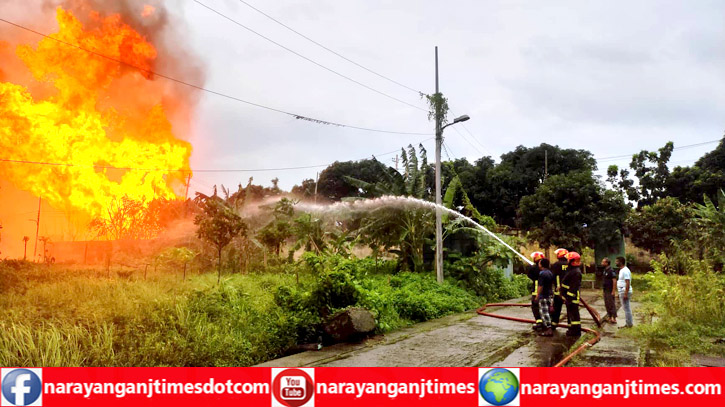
[
  {"left": 33, "top": 197, "right": 41, "bottom": 262},
  {"left": 184, "top": 173, "right": 192, "bottom": 217},
  {"left": 314, "top": 172, "right": 319, "bottom": 204},
  {"left": 433, "top": 47, "right": 470, "bottom": 284},
  {"left": 434, "top": 46, "right": 444, "bottom": 284},
  {"left": 184, "top": 173, "right": 192, "bottom": 200}
]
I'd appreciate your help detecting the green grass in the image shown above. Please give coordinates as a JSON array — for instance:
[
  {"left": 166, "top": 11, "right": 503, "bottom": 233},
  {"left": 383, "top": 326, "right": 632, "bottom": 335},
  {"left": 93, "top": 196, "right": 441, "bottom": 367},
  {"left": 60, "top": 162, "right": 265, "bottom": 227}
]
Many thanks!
[
  {"left": 628, "top": 265, "right": 725, "bottom": 366},
  {"left": 0, "top": 262, "right": 297, "bottom": 366},
  {"left": 0, "top": 257, "right": 524, "bottom": 367}
]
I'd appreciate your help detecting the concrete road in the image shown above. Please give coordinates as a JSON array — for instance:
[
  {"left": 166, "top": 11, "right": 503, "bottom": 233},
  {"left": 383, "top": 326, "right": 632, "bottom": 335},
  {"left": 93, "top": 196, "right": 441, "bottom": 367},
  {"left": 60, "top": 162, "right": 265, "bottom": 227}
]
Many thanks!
[{"left": 256, "top": 290, "right": 640, "bottom": 367}]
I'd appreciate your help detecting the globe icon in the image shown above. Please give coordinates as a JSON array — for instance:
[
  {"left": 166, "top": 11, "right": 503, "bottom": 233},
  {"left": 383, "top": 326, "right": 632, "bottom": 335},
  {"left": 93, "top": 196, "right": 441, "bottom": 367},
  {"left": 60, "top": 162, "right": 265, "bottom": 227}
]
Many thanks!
[{"left": 479, "top": 368, "right": 519, "bottom": 406}]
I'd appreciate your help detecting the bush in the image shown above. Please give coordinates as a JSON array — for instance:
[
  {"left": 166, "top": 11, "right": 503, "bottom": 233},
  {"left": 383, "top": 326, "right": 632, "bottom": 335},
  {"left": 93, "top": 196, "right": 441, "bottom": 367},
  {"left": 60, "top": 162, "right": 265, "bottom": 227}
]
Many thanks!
[
  {"left": 0, "top": 261, "right": 26, "bottom": 295},
  {"left": 275, "top": 260, "right": 482, "bottom": 341},
  {"left": 631, "top": 261, "right": 725, "bottom": 365},
  {"left": 301, "top": 252, "right": 396, "bottom": 276},
  {"left": 387, "top": 272, "right": 478, "bottom": 321},
  {"left": 310, "top": 270, "right": 361, "bottom": 311},
  {"left": 445, "top": 256, "right": 530, "bottom": 301}
]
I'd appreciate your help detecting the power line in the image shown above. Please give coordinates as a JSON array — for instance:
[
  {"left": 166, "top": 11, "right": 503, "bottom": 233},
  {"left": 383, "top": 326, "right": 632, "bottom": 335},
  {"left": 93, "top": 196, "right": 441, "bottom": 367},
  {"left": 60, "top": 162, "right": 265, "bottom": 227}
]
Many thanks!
[
  {"left": 0, "top": 17, "right": 430, "bottom": 136},
  {"left": 442, "top": 141, "right": 456, "bottom": 161},
  {"left": 234, "top": 0, "right": 423, "bottom": 95},
  {"left": 0, "top": 137, "right": 435, "bottom": 174},
  {"left": 450, "top": 126, "right": 484, "bottom": 156},
  {"left": 193, "top": 0, "right": 427, "bottom": 112},
  {"left": 459, "top": 123, "right": 490, "bottom": 154},
  {"left": 447, "top": 107, "right": 489, "bottom": 156},
  {"left": 595, "top": 139, "right": 720, "bottom": 162},
  {"left": 0, "top": 157, "right": 321, "bottom": 173}
]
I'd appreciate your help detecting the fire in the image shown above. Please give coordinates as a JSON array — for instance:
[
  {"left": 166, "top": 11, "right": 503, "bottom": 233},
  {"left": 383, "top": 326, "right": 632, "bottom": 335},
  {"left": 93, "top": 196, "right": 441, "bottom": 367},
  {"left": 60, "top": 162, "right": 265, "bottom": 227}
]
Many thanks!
[{"left": 0, "top": 7, "right": 192, "bottom": 221}]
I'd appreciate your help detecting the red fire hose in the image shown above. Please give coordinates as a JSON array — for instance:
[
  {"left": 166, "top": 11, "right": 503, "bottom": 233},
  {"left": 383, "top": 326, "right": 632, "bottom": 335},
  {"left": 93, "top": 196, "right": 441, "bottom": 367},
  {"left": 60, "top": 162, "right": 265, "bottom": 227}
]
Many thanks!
[{"left": 476, "top": 298, "right": 602, "bottom": 367}]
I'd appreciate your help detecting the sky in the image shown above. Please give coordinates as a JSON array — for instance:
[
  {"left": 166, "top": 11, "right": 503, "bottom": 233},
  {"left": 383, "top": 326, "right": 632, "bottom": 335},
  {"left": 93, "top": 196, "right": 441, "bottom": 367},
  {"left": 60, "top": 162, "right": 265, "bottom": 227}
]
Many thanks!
[
  {"left": 3, "top": 0, "right": 725, "bottom": 193},
  {"left": 174, "top": 0, "right": 725, "bottom": 192},
  {"left": 1, "top": 0, "right": 724, "bottom": 256}
]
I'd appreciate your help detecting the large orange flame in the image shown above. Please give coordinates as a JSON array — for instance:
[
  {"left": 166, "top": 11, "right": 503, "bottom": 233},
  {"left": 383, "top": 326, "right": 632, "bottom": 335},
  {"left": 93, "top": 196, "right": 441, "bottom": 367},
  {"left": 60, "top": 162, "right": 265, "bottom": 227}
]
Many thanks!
[{"left": 0, "top": 7, "right": 192, "bottom": 222}]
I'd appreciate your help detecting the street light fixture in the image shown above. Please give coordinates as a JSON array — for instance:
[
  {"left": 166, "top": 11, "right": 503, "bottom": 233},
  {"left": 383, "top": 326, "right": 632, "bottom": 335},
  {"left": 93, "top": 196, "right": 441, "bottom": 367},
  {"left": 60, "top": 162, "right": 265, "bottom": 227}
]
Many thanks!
[{"left": 450, "top": 115, "right": 470, "bottom": 126}]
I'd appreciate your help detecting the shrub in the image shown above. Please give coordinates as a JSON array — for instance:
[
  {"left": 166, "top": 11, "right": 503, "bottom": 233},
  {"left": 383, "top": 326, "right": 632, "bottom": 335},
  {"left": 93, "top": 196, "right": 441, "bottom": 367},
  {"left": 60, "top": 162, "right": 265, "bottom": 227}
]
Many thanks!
[
  {"left": 631, "top": 261, "right": 725, "bottom": 365},
  {"left": 387, "top": 272, "right": 478, "bottom": 321},
  {"left": 445, "top": 257, "right": 529, "bottom": 301},
  {"left": 309, "top": 270, "right": 361, "bottom": 312}
]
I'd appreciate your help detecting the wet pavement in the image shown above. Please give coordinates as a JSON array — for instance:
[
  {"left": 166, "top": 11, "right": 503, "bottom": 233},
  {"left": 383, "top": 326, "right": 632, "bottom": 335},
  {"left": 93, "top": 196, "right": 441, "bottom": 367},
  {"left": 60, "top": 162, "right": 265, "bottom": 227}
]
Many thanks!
[{"left": 256, "top": 290, "right": 640, "bottom": 367}]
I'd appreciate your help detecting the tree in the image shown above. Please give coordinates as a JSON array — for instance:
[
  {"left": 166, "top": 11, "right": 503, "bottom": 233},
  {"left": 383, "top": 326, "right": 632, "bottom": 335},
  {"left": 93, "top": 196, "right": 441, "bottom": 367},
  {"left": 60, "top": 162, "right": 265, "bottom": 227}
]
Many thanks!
[
  {"left": 290, "top": 213, "right": 328, "bottom": 255},
  {"left": 488, "top": 144, "right": 596, "bottom": 226},
  {"left": 345, "top": 144, "right": 430, "bottom": 199},
  {"left": 226, "top": 177, "right": 283, "bottom": 207},
  {"left": 589, "top": 189, "right": 630, "bottom": 249},
  {"left": 344, "top": 145, "right": 435, "bottom": 271},
  {"left": 629, "top": 142, "right": 674, "bottom": 206},
  {"left": 625, "top": 197, "right": 693, "bottom": 256},
  {"left": 256, "top": 198, "right": 295, "bottom": 257},
  {"left": 609, "top": 137, "right": 725, "bottom": 206},
  {"left": 89, "top": 196, "right": 149, "bottom": 240},
  {"left": 518, "top": 171, "right": 627, "bottom": 250},
  {"left": 22, "top": 236, "right": 29, "bottom": 261},
  {"left": 356, "top": 204, "right": 435, "bottom": 272},
  {"left": 666, "top": 136, "right": 725, "bottom": 204},
  {"left": 442, "top": 173, "right": 495, "bottom": 226},
  {"left": 88, "top": 196, "right": 186, "bottom": 240},
  {"left": 606, "top": 165, "right": 637, "bottom": 203},
  {"left": 692, "top": 189, "right": 725, "bottom": 264},
  {"left": 448, "top": 157, "right": 497, "bottom": 215},
  {"left": 38, "top": 236, "right": 51, "bottom": 264},
  {"left": 291, "top": 179, "right": 317, "bottom": 200},
  {"left": 316, "top": 159, "right": 388, "bottom": 201},
  {"left": 194, "top": 192, "right": 247, "bottom": 282}
]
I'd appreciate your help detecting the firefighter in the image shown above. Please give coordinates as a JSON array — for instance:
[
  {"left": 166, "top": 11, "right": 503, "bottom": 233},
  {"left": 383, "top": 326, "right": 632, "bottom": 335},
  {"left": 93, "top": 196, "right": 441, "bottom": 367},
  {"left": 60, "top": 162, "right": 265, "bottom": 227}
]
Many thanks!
[
  {"left": 562, "top": 251, "right": 583, "bottom": 337},
  {"left": 528, "top": 252, "right": 545, "bottom": 330},
  {"left": 550, "top": 248, "right": 569, "bottom": 329}
]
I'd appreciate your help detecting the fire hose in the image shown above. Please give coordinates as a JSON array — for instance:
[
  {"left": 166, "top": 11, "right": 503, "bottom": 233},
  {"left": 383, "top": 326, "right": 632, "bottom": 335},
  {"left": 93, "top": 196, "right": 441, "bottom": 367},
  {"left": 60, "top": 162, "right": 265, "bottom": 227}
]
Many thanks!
[{"left": 476, "top": 297, "right": 602, "bottom": 367}]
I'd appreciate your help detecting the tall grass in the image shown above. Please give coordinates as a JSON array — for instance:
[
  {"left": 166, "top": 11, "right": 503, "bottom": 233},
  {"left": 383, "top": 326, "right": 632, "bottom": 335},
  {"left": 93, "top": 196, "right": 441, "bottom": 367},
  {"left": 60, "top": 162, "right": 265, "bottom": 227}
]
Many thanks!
[
  {"left": 0, "top": 258, "right": 526, "bottom": 367},
  {"left": 632, "top": 259, "right": 725, "bottom": 366},
  {"left": 0, "top": 262, "right": 296, "bottom": 366}
]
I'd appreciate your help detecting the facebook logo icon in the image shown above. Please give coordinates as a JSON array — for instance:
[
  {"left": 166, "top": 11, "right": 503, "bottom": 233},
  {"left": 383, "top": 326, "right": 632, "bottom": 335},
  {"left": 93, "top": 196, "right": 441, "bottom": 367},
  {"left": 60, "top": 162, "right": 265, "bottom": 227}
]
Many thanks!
[{"left": 1, "top": 369, "right": 42, "bottom": 406}]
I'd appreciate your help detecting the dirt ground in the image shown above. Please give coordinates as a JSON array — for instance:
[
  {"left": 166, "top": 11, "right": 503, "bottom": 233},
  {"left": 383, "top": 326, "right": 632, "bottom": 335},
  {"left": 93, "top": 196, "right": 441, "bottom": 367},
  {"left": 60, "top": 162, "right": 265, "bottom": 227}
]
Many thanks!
[{"left": 257, "top": 290, "right": 641, "bottom": 367}]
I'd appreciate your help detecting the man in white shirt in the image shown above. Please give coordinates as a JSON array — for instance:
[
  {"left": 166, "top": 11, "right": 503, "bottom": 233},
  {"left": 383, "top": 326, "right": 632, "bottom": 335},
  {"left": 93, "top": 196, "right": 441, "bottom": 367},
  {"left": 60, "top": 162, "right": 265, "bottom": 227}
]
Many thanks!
[{"left": 615, "top": 256, "right": 634, "bottom": 328}]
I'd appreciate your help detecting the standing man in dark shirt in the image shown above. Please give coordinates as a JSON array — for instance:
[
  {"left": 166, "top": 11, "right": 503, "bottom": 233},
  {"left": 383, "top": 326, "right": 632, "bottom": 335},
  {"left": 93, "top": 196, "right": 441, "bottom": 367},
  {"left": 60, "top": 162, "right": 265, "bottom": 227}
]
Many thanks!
[
  {"left": 563, "top": 252, "right": 583, "bottom": 337},
  {"left": 528, "top": 252, "right": 545, "bottom": 331},
  {"left": 550, "top": 248, "right": 569, "bottom": 329},
  {"left": 536, "top": 258, "right": 555, "bottom": 337},
  {"left": 601, "top": 257, "right": 618, "bottom": 324}
]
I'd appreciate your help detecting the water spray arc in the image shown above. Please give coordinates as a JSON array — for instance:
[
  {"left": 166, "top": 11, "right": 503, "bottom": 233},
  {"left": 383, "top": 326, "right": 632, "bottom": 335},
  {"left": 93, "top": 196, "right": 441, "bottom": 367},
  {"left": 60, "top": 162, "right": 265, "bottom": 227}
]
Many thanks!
[
  {"left": 402, "top": 197, "right": 532, "bottom": 266},
  {"left": 298, "top": 195, "right": 601, "bottom": 366},
  {"left": 298, "top": 195, "right": 533, "bottom": 266}
]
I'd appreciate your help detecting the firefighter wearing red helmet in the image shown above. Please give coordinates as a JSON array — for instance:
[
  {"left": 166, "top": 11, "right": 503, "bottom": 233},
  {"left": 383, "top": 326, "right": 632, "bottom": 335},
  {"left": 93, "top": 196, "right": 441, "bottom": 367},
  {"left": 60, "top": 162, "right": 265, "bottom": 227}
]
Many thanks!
[
  {"left": 562, "top": 251, "right": 583, "bottom": 337},
  {"left": 528, "top": 252, "right": 545, "bottom": 331},
  {"left": 550, "top": 248, "right": 569, "bottom": 328}
]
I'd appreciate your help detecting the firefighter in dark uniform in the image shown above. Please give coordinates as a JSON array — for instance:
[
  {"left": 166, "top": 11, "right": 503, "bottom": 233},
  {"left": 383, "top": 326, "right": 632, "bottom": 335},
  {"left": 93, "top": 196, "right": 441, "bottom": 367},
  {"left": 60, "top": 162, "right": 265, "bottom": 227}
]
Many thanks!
[
  {"left": 562, "top": 251, "right": 583, "bottom": 337},
  {"left": 528, "top": 252, "right": 545, "bottom": 331},
  {"left": 550, "top": 248, "right": 569, "bottom": 329}
]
